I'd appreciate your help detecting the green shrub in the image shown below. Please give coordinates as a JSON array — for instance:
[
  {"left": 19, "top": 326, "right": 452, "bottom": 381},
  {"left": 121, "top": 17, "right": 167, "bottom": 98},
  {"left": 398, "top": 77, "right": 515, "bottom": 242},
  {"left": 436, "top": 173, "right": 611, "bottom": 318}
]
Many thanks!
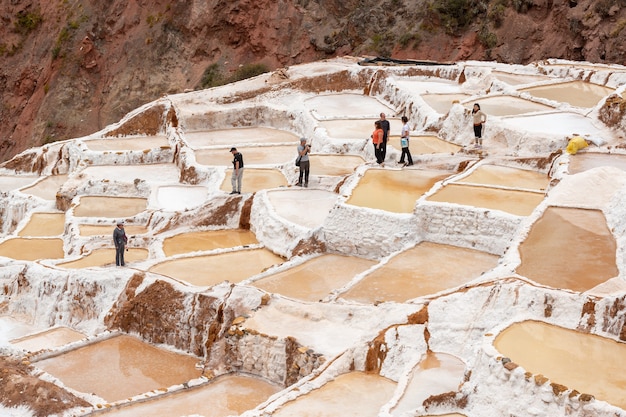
[
  {"left": 488, "top": 1, "right": 507, "bottom": 28},
  {"left": 15, "top": 10, "right": 43, "bottom": 34},
  {"left": 199, "top": 63, "right": 223, "bottom": 89},
  {"left": 478, "top": 26, "right": 497, "bottom": 49},
  {"left": 230, "top": 63, "right": 269, "bottom": 82},
  {"left": 512, "top": 0, "right": 533, "bottom": 13}
]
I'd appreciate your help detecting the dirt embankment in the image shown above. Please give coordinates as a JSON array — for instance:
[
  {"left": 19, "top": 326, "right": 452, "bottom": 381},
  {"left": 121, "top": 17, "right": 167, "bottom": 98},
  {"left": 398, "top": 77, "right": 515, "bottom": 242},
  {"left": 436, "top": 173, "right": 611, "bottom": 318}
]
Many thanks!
[{"left": 1, "top": 0, "right": 624, "bottom": 163}]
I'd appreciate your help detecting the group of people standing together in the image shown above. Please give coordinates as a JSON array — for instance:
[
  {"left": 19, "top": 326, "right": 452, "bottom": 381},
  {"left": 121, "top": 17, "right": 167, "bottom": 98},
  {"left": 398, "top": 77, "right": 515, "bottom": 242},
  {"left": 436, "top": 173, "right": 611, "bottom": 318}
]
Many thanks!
[{"left": 371, "top": 112, "right": 414, "bottom": 167}]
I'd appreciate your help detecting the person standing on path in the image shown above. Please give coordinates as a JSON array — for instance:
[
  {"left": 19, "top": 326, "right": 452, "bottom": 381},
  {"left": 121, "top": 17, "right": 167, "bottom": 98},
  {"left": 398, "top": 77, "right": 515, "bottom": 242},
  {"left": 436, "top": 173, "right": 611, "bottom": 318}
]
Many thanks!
[
  {"left": 472, "top": 104, "right": 487, "bottom": 148},
  {"left": 378, "top": 112, "right": 390, "bottom": 162},
  {"left": 113, "top": 221, "right": 128, "bottom": 267},
  {"left": 399, "top": 116, "right": 413, "bottom": 167},
  {"left": 296, "top": 137, "right": 311, "bottom": 187},
  {"left": 230, "top": 147, "right": 244, "bottom": 194},
  {"left": 372, "top": 120, "right": 385, "bottom": 166}
]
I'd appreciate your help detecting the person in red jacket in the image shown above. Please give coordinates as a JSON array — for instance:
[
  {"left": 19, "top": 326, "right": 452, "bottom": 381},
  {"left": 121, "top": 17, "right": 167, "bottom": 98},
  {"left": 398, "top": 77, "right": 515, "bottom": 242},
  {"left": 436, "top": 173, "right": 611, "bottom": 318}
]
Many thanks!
[{"left": 372, "top": 120, "right": 385, "bottom": 167}]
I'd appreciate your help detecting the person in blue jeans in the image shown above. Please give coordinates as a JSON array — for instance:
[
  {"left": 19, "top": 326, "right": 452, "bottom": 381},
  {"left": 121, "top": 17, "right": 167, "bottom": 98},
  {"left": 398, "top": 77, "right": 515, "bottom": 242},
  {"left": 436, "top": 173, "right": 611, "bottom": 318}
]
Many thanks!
[
  {"left": 113, "top": 221, "right": 127, "bottom": 266},
  {"left": 399, "top": 116, "right": 413, "bottom": 167}
]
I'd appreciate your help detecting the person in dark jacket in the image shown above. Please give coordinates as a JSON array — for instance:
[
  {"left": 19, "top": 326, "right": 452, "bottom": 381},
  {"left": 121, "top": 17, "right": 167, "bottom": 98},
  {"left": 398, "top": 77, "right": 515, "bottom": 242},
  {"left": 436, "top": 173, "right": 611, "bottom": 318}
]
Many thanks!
[
  {"left": 113, "top": 221, "right": 128, "bottom": 266},
  {"left": 229, "top": 147, "right": 244, "bottom": 194}
]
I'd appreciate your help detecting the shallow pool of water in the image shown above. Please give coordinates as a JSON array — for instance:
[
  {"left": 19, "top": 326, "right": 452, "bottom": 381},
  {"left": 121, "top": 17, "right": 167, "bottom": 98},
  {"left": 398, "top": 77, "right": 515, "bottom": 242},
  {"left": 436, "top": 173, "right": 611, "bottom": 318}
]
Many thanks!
[
  {"left": 73, "top": 196, "right": 147, "bottom": 218},
  {"left": 184, "top": 127, "right": 300, "bottom": 148},
  {"left": 34, "top": 334, "right": 202, "bottom": 403},
  {"left": 19, "top": 174, "right": 68, "bottom": 200},
  {"left": 18, "top": 213, "right": 66, "bottom": 237},
  {"left": 83, "top": 135, "right": 170, "bottom": 151},
  {"left": 347, "top": 169, "right": 451, "bottom": 213},
  {"left": 388, "top": 135, "right": 461, "bottom": 155},
  {"left": 162, "top": 229, "right": 258, "bottom": 257},
  {"left": 568, "top": 153, "right": 626, "bottom": 174},
  {"left": 421, "top": 94, "right": 471, "bottom": 114},
  {"left": 341, "top": 242, "right": 498, "bottom": 303},
  {"left": 252, "top": 254, "right": 377, "bottom": 302},
  {"left": 457, "top": 164, "right": 549, "bottom": 190},
  {"left": 304, "top": 93, "right": 394, "bottom": 119},
  {"left": 79, "top": 224, "right": 148, "bottom": 237},
  {"left": 154, "top": 185, "right": 208, "bottom": 211},
  {"left": 196, "top": 145, "right": 296, "bottom": 166},
  {"left": 267, "top": 189, "right": 338, "bottom": 228},
  {"left": 426, "top": 183, "right": 545, "bottom": 216},
  {"left": 492, "top": 71, "right": 550, "bottom": 86},
  {"left": 0, "top": 238, "right": 64, "bottom": 261},
  {"left": 519, "top": 81, "right": 614, "bottom": 108},
  {"left": 149, "top": 248, "right": 284, "bottom": 286},
  {"left": 318, "top": 119, "right": 400, "bottom": 141},
  {"left": 219, "top": 169, "right": 288, "bottom": 193},
  {"left": 494, "top": 320, "right": 626, "bottom": 409},
  {"left": 57, "top": 248, "right": 149, "bottom": 269},
  {"left": 11, "top": 327, "right": 86, "bottom": 352},
  {"left": 309, "top": 154, "right": 365, "bottom": 176},
  {"left": 468, "top": 95, "right": 553, "bottom": 116},
  {"left": 272, "top": 371, "right": 396, "bottom": 417},
  {"left": 516, "top": 207, "right": 617, "bottom": 292}
]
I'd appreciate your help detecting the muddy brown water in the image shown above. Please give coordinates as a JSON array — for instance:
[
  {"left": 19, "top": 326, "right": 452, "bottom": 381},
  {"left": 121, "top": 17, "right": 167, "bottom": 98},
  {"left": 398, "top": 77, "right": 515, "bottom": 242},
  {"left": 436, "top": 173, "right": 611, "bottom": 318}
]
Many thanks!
[
  {"left": 95, "top": 373, "right": 282, "bottom": 417},
  {"left": 252, "top": 254, "right": 377, "bottom": 302},
  {"left": 220, "top": 169, "right": 288, "bottom": 193},
  {"left": 340, "top": 242, "right": 499, "bottom": 303},
  {"left": 426, "top": 183, "right": 545, "bottom": 216},
  {"left": 347, "top": 169, "right": 451, "bottom": 213},
  {"left": 162, "top": 229, "right": 258, "bottom": 257},
  {"left": 568, "top": 153, "right": 626, "bottom": 174},
  {"left": 0, "top": 238, "right": 64, "bottom": 261},
  {"left": 272, "top": 371, "right": 396, "bottom": 417},
  {"left": 516, "top": 207, "right": 618, "bottom": 292},
  {"left": 11, "top": 327, "right": 86, "bottom": 352},
  {"left": 83, "top": 136, "right": 169, "bottom": 151},
  {"left": 388, "top": 135, "right": 461, "bottom": 155},
  {"left": 18, "top": 213, "right": 66, "bottom": 237},
  {"left": 149, "top": 248, "right": 284, "bottom": 286},
  {"left": 184, "top": 127, "right": 299, "bottom": 148},
  {"left": 519, "top": 80, "right": 614, "bottom": 108},
  {"left": 34, "top": 334, "right": 201, "bottom": 403},
  {"left": 457, "top": 164, "right": 549, "bottom": 190},
  {"left": 73, "top": 196, "right": 147, "bottom": 218},
  {"left": 494, "top": 320, "right": 626, "bottom": 409}
]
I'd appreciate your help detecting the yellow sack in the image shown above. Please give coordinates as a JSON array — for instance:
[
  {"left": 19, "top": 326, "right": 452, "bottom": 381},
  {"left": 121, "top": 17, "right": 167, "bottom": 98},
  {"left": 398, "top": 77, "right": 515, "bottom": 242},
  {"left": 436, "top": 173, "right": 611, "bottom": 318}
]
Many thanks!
[{"left": 566, "top": 136, "right": 588, "bottom": 155}]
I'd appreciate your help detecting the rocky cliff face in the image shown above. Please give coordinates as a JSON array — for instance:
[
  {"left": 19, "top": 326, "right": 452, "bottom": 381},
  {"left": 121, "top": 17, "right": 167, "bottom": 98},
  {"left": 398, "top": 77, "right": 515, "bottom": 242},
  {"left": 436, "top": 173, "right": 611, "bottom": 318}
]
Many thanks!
[{"left": 1, "top": 0, "right": 625, "bottom": 162}]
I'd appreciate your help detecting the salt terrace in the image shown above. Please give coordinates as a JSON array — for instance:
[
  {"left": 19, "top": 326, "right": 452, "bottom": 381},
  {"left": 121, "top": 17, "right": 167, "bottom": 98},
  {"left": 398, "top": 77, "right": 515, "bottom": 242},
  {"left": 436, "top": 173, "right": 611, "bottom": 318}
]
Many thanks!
[{"left": 0, "top": 56, "right": 626, "bottom": 417}]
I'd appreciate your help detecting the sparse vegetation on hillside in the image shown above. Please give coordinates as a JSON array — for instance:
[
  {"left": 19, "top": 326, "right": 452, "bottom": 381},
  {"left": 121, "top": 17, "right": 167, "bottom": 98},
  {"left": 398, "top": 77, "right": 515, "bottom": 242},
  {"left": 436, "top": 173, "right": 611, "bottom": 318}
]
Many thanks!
[
  {"left": 14, "top": 10, "right": 43, "bottom": 34},
  {"left": 198, "top": 63, "right": 270, "bottom": 89}
]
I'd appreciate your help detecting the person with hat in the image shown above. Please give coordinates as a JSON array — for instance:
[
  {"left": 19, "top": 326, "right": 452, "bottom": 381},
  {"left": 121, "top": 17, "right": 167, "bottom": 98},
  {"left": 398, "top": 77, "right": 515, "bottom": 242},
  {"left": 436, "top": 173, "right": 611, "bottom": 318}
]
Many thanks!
[
  {"left": 113, "top": 221, "right": 128, "bottom": 266},
  {"left": 296, "top": 137, "right": 311, "bottom": 187},
  {"left": 229, "top": 147, "right": 244, "bottom": 194}
]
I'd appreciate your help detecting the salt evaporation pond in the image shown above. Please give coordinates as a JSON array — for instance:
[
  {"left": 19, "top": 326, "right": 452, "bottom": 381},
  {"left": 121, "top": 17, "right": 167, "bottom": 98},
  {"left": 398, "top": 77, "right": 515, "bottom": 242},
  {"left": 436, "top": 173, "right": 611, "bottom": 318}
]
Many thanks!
[
  {"left": 19, "top": 174, "right": 68, "bottom": 200},
  {"left": 304, "top": 93, "right": 394, "bottom": 119},
  {"left": 421, "top": 94, "right": 471, "bottom": 114},
  {"left": 79, "top": 224, "right": 148, "bottom": 236},
  {"left": 83, "top": 135, "right": 170, "bottom": 151},
  {"left": 0, "top": 238, "right": 64, "bottom": 261},
  {"left": 502, "top": 112, "right": 604, "bottom": 137},
  {"left": 0, "top": 316, "right": 43, "bottom": 343},
  {"left": 82, "top": 164, "right": 180, "bottom": 183},
  {"left": 266, "top": 189, "right": 338, "bottom": 228},
  {"left": 516, "top": 207, "right": 617, "bottom": 292},
  {"left": 468, "top": 95, "right": 554, "bottom": 116},
  {"left": 220, "top": 169, "right": 288, "bottom": 193},
  {"left": 272, "top": 371, "right": 396, "bottom": 417},
  {"left": 252, "top": 254, "right": 377, "bottom": 302},
  {"left": 457, "top": 164, "right": 549, "bottom": 190},
  {"left": 0, "top": 175, "right": 38, "bottom": 192},
  {"left": 519, "top": 80, "right": 614, "bottom": 108},
  {"left": 309, "top": 154, "right": 365, "bottom": 176},
  {"left": 184, "top": 127, "right": 299, "bottom": 148},
  {"left": 34, "top": 334, "right": 202, "bottom": 403},
  {"left": 492, "top": 71, "right": 550, "bottom": 85},
  {"left": 154, "top": 185, "right": 208, "bottom": 211},
  {"left": 18, "top": 212, "right": 65, "bottom": 236},
  {"left": 196, "top": 145, "right": 295, "bottom": 166},
  {"left": 73, "top": 196, "right": 147, "bottom": 218},
  {"left": 57, "top": 248, "right": 149, "bottom": 269},
  {"left": 426, "top": 184, "right": 545, "bottom": 216},
  {"left": 318, "top": 119, "right": 401, "bottom": 140},
  {"left": 568, "top": 153, "right": 626, "bottom": 174},
  {"left": 347, "top": 169, "right": 451, "bottom": 213},
  {"left": 388, "top": 135, "right": 461, "bottom": 155},
  {"left": 10, "top": 327, "right": 86, "bottom": 352},
  {"left": 97, "top": 374, "right": 282, "bottom": 417},
  {"left": 162, "top": 229, "right": 258, "bottom": 257},
  {"left": 391, "top": 352, "right": 466, "bottom": 416},
  {"left": 494, "top": 320, "right": 626, "bottom": 409},
  {"left": 149, "top": 248, "right": 284, "bottom": 286},
  {"left": 340, "top": 242, "right": 499, "bottom": 303}
]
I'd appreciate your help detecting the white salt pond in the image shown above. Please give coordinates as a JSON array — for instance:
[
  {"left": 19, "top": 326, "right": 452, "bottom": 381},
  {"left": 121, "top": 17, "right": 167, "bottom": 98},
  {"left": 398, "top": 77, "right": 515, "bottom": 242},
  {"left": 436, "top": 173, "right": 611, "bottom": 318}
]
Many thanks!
[
  {"left": 154, "top": 185, "right": 208, "bottom": 211},
  {"left": 421, "top": 93, "right": 472, "bottom": 114},
  {"left": 97, "top": 374, "right": 282, "bottom": 417},
  {"left": 81, "top": 164, "right": 180, "bottom": 183},
  {"left": 502, "top": 112, "right": 604, "bottom": 137},
  {"left": 317, "top": 118, "right": 401, "bottom": 140},
  {"left": 309, "top": 154, "right": 365, "bottom": 176},
  {"left": 340, "top": 242, "right": 499, "bottom": 303},
  {"left": 83, "top": 135, "right": 170, "bottom": 151},
  {"left": 0, "top": 175, "right": 38, "bottom": 192},
  {"left": 252, "top": 254, "right": 377, "bottom": 302},
  {"left": 220, "top": 169, "right": 288, "bottom": 193},
  {"left": 388, "top": 135, "right": 461, "bottom": 155},
  {"left": 79, "top": 224, "right": 148, "bottom": 236},
  {"left": 19, "top": 174, "right": 68, "bottom": 200},
  {"left": 396, "top": 79, "right": 462, "bottom": 94},
  {"left": 347, "top": 169, "right": 452, "bottom": 213},
  {"left": 56, "top": 248, "right": 149, "bottom": 269},
  {"left": 162, "top": 229, "right": 258, "bottom": 257},
  {"left": 73, "top": 196, "right": 147, "bottom": 218},
  {"left": 495, "top": 320, "right": 626, "bottom": 409},
  {"left": 492, "top": 71, "right": 550, "bottom": 86},
  {"left": 468, "top": 95, "right": 554, "bottom": 116},
  {"left": 0, "top": 316, "right": 43, "bottom": 344},
  {"left": 266, "top": 189, "right": 338, "bottom": 228},
  {"left": 519, "top": 80, "right": 615, "bottom": 108},
  {"left": 304, "top": 93, "right": 394, "bottom": 119},
  {"left": 196, "top": 145, "right": 295, "bottom": 166},
  {"left": 457, "top": 164, "right": 549, "bottom": 190},
  {"left": 184, "top": 127, "right": 300, "bottom": 148},
  {"left": 568, "top": 153, "right": 626, "bottom": 174},
  {"left": 272, "top": 371, "right": 396, "bottom": 417},
  {"left": 34, "top": 334, "right": 202, "bottom": 403},
  {"left": 149, "top": 248, "right": 284, "bottom": 286},
  {"left": 516, "top": 207, "right": 617, "bottom": 292},
  {"left": 10, "top": 326, "right": 86, "bottom": 352},
  {"left": 18, "top": 212, "right": 65, "bottom": 237}
]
